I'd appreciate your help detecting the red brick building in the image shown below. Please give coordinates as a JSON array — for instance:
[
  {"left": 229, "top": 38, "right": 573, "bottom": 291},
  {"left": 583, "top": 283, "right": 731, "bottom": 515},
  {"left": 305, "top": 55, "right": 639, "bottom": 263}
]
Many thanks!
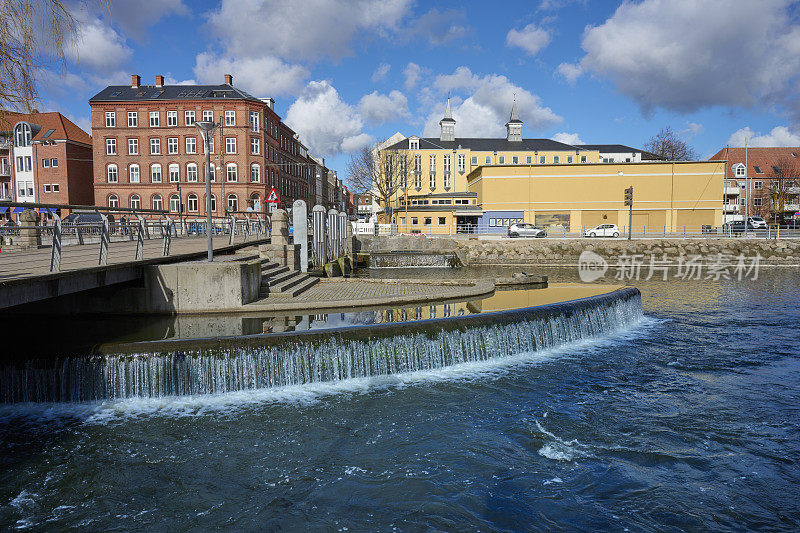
[
  {"left": 0, "top": 111, "right": 93, "bottom": 219},
  {"left": 710, "top": 147, "right": 800, "bottom": 223},
  {"left": 89, "top": 74, "right": 323, "bottom": 219}
]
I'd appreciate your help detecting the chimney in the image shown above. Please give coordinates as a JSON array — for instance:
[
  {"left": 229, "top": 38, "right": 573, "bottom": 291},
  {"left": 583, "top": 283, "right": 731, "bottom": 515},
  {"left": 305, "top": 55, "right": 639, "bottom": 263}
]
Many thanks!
[
  {"left": 131, "top": 74, "right": 140, "bottom": 88},
  {"left": 224, "top": 73, "right": 233, "bottom": 85},
  {"left": 155, "top": 75, "right": 164, "bottom": 87}
]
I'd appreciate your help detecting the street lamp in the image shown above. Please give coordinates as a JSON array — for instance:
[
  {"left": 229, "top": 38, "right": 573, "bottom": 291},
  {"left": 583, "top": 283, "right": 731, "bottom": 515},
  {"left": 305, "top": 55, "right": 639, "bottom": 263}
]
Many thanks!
[{"left": 195, "top": 120, "right": 219, "bottom": 261}]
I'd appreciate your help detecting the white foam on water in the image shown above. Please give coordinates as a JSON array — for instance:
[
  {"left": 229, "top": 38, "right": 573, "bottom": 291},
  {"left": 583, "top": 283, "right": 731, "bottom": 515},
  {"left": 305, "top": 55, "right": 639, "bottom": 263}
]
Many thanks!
[
  {"left": 534, "top": 420, "right": 593, "bottom": 462},
  {"left": 0, "top": 314, "right": 659, "bottom": 425}
]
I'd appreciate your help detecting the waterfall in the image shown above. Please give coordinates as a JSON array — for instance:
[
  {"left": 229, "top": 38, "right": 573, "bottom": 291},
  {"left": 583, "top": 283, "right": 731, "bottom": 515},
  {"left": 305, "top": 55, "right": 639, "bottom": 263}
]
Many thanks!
[
  {"left": 369, "top": 252, "right": 456, "bottom": 268},
  {"left": 0, "top": 289, "right": 642, "bottom": 403}
]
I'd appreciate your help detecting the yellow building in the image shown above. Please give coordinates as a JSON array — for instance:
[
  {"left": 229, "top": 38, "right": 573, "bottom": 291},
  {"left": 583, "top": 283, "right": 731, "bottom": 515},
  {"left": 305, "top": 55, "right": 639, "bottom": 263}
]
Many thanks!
[
  {"left": 468, "top": 160, "right": 725, "bottom": 233},
  {"left": 381, "top": 99, "right": 601, "bottom": 232}
]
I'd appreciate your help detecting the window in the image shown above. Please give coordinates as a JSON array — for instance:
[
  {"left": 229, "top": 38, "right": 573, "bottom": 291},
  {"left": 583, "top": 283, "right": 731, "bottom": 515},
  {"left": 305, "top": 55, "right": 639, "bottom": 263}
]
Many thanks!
[
  {"left": 108, "top": 194, "right": 119, "bottom": 208},
  {"left": 169, "top": 164, "right": 179, "bottom": 182},
  {"left": 167, "top": 111, "right": 177, "bottom": 126},
  {"left": 424, "top": 217, "right": 432, "bottom": 226},
  {"left": 485, "top": 156, "right": 491, "bottom": 164},
  {"left": 226, "top": 163, "right": 237, "bottom": 182},
  {"left": 580, "top": 155, "right": 587, "bottom": 163},
  {"left": 754, "top": 166, "right": 763, "bottom": 174},
  {"left": 498, "top": 156, "right": 505, "bottom": 164},
  {"left": 203, "top": 110, "right": 213, "bottom": 122},
  {"left": 512, "top": 156, "right": 519, "bottom": 164},
  {"left": 207, "top": 137, "right": 214, "bottom": 154},
  {"left": 187, "top": 163, "right": 198, "bottom": 182},
  {"left": 187, "top": 194, "right": 198, "bottom": 212},
  {"left": 471, "top": 156, "right": 478, "bottom": 165},
  {"left": 105, "top": 112, "right": 115, "bottom": 127},
  {"left": 150, "top": 138, "right": 161, "bottom": 154},
  {"left": 209, "top": 194, "right": 217, "bottom": 212},
  {"left": 149, "top": 111, "right": 159, "bottom": 127},
  {"left": 185, "top": 110, "right": 195, "bottom": 125},
  {"left": 227, "top": 193, "right": 238, "bottom": 212},
  {"left": 24, "top": 156, "right": 31, "bottom": 171},
  {"left": 128, "top": 138, "right": 138, "bottom": 155},
  {"left": 152, "top": 194, "right": 163, "bottom": 211},
  {"left": 129, "top": 164, "right": 140, "bottom": 183},
  {"left": 169, "top": 194, "right": 180, "bottom": 212},
  {"left": 411, "top": 217, "right": 418, "bottom": 225},
  {"left": 554, "top": 156, "right": 560, "bottom": 164},
  {"left": 42, "top": 159, "right": 49, "bottom": 168},
  {"left": 754, "top": 198, "right": 762, "bottom": 206},
  {"left": 226, "top": 137, "right": 236, "bottom": 154},
  {"left": 754, "top": 181, "right": 763, "bottom": 190},
  {"left": 409, "top": 138, "right": 419, "bottom": 150},
  {"left": 526, "top": 156, "right": 532, "bottom": 164},
  {"left": 735, "top": 165, "right": 745, "bottom": 176},
  {"left": 130, "top": 194, "right": 141, "bottom": 209},
  {"left": 51, "top": 158, "right": 57, "bottom": 167},
  {"left": 15, "top": 156, "right": 22, "bottom": 172},
  {"left": 107, "top": 164, "right": 118, "bottom": 182},
  {"left": 225, "top": 110, "right": 235, "bottom": 126},
  {"left": 168, "top": 137, "right": 179, "bottom": 154},
  {"left": 208, "top": 163, "right": 215, "bottom": 182},
  {"left": 53, "top": 184, "right": 60, "bottom": 192},
  {"left": 127, "top": 112, "right": 137, "bottom": 127},
  {"left": 250, "top": 111, "right": 259, "bottom": 132},
  {"left": 429, "top": 154, "right": 436, "bottom": 172},
  {"left": 186, "top": 137, "right": 196, "bottom": 154},
  {"left": 14, "top": 124, "right": 32, "bottom": 146},
  {"left": 250, "top": 137, "right": 260, "bottom": 154},
  {"left": 151, "top": 164, "right": 162, "bottom": 183},
  {"left": 44, "top": 184, "right": 51, "bottom": 192},
  {"left": 250, "top": 163, "right": 260, "bottom": 182},
  {"left": 438, "top": 217, "right": 446, "bottom": 225},
  {"left": 567, "top": 155, "right": 573, "bottom": 164},
  {"left": 540, "top": 156, "right": 546, "bottom": 164},
  {"left": 106, "top": 138, "right": 117, "bottom": 155},
  {"left": 739, "top": 198, "right": 746, "bottom": 206}
]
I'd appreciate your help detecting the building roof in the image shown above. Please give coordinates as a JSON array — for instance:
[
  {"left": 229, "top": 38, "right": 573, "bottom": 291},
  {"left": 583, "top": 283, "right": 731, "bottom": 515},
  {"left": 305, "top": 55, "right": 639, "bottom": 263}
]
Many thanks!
[
  {"left": 439, "top": 98, "right": 455, "bottom": 123},
  {"left": 580, "top": 144, "right": 660, "bottom": 159},
  {"left": 384, "top": 137, "right": 590, "bottom": 152},
  {"left": 506, "top": 101, "right": 522, "bottom": 124},
  {"left": 89, "top": 83, "right": 263, "bottom": 104},
  {"left": 709, "top": 146, "right": 800, "bottom": 178},
  {"left": 0, "top": 111, "right": 92, "bottom": 144}
]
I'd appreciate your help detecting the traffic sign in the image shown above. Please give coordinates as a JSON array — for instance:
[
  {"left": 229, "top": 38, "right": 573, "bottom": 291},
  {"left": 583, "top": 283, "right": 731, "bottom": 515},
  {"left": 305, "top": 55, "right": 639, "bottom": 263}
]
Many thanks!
[{"left": 266, "top": 187, "right": 280, "bottom": 204}]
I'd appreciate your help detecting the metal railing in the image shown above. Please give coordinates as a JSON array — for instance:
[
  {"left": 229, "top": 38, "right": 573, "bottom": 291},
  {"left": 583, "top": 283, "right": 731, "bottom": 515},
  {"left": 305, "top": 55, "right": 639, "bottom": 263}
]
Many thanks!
[{"left": 0, "top": 201, "right": 271, "bottom": 273}]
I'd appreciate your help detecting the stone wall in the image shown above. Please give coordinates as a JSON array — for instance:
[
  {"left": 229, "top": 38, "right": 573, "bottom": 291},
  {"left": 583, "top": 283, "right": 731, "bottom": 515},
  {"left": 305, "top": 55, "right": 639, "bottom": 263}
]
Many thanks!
[{"left": 355, "top": 235, "right": 800, "bottom": 266}]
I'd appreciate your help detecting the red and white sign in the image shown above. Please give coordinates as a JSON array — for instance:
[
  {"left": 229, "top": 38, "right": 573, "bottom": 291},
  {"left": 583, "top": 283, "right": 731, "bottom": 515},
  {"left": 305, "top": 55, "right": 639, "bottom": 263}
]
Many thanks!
[{"left": 266, "top": 186, "right": 280, "bottom": 213}]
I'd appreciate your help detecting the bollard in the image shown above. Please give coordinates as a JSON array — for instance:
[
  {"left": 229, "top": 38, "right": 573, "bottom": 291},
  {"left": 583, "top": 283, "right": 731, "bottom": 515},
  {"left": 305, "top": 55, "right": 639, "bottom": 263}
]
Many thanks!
[
  {"left": 338, "top": 211, "right": 348, "bottom": 255},
  {"left": 327, "top": 209, "right": 339, "bottom": 261},
  {"left": 312, "top": 205, "right": 326, "bottom": 267},
  {"left": 293, "top": 200, "right": 308, "bottom": 272},
  {"left": 270, "top": 209, "right": 290, "bottom": 245},
  {"left": 18, "top": 209, "right": 41, "bottom": 247}
]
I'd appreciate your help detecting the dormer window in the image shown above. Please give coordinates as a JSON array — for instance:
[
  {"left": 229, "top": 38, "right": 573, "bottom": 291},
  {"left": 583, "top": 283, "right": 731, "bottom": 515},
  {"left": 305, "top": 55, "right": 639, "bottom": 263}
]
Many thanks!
[
  {"left": 13, "top": 124, "right": 32, "bottom": 147},
  {"left": 734, "top": 163, "right": 745, "bottom": 176},
  {"left": 409, "top": 138, "right": 419, "bottom": 150}
]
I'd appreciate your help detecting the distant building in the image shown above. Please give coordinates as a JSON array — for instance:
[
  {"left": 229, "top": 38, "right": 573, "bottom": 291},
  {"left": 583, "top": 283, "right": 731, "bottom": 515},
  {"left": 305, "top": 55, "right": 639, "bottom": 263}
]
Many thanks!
[
  {"left": 580, "top": 144, "right": 659, "bottom": 163},
  {"left": 709, "top": 146, "right": 800, "bottom": 223},
  {"left": 0, "top": 111, "right": 93, "bottom": 220}
]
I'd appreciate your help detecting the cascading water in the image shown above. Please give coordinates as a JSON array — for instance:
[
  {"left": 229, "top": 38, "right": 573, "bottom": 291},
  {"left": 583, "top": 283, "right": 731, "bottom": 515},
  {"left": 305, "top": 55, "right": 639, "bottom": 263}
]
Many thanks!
[
  {"left": 369, "top": 252, "right": 457, "bottom": 268},
  {"left": 0, "top": 290, "right": 642, "bottom": 403}
]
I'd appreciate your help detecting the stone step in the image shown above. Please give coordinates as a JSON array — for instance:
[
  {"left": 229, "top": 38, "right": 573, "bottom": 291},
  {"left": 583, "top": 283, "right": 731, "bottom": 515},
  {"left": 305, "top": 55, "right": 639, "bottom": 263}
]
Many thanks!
[
  {"left": 266, "top": 269, "right": 297, "bottom": 287},
  {"left": 261, "top": 263, "right": 288, "bottom": 277},
  {"left": 274, "top": 275, "right": 319, "bottom": 297},
  {"left": 270, "top": 272, "right": 311, "bottom": 293}
]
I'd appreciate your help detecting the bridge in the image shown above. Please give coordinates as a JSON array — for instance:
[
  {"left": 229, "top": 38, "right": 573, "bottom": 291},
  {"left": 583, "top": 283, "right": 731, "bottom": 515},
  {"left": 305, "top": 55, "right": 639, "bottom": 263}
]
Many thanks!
[{"left": 0, "top": 202, "right": 269, "bottom": 310}]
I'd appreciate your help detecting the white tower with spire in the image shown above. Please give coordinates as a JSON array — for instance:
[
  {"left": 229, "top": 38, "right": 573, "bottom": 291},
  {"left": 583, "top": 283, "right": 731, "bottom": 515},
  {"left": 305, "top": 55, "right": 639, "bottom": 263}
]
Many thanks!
[
  {"left": 506, "top": 99, "right": 523, "bottom": 142},
  {"left": 439, "top": 98, "right": 456, "bottom": 142}
]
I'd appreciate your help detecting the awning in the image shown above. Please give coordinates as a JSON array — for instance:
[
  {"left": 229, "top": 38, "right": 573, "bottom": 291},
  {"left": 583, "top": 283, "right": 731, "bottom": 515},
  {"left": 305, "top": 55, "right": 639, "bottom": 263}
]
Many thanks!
[
  {"left": 0, "top": 207, "right": 7, "bottom": 214},
  {"left": 12, "top": 207, "right": 25, "bottom": 213}
]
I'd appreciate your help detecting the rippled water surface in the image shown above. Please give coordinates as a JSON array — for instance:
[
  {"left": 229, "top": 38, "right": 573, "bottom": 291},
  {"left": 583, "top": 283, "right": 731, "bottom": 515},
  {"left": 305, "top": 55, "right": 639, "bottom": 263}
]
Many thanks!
[{"left": 1, "top": 268, "right": 799, "bottom": 530}]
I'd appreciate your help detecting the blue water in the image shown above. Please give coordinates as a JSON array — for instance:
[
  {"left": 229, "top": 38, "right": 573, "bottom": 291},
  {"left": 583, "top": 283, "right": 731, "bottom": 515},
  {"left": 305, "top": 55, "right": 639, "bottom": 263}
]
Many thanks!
[{"left": 1, "top": 269, "right": 799, "bottom": 530}]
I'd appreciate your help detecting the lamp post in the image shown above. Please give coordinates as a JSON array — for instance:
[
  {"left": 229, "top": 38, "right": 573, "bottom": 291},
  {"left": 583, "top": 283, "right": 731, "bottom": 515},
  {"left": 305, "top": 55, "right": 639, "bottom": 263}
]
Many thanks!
[{"left": 195, "top": 120, "right": 219, "bottom": 261}]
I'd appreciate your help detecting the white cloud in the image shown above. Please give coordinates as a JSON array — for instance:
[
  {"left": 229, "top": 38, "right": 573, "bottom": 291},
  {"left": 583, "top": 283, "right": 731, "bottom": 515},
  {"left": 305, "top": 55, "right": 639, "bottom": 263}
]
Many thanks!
[
  {"left": 205, "top": 0, "right": 411, "bottom": 61},
  {"left": 108, "top": 0, "right": 189, "bottom": 40},
  {"left": 359, "top": 90, "right": 409, "bottom": 124},
  {"left": 403, "top": 8, "right": 470, "bottom": 45},
  {"left": 285, "top": 80, "right": 371, "bottom": 156},
  {"left": 404, "top": 62, "right": 425, "bottom": 89},
  {"left": 506, "top": 24, "right": 551, "bottom": 56},
  {"left": 681, "top": 121, "right": 704, "bottom": 138},
  {"left": 165, "top": 75, "right": 197, "bottom": 85},
  {"left": 422, "top": 67, "right": 561, "bottom": 137},
  {"left": 193, "top": 53, "right": 309, "bottom": 96},
  {"left": 551, "top": 132, "right": 584, "bottom": 145},
  {"left": 577, "top": 0, "right": 800, "bottom": 117},
  {"left": 67, "top": 13, "right": 132, "bottom": 70},
  {"left": 727, "top": 126, "right": 800, "bottom": 147},
  {"left": 556, "top": 62, "right": 583, "bottom": 85},
  {"left": 371, "top": 63, "right": 391, "bottom": 82}
]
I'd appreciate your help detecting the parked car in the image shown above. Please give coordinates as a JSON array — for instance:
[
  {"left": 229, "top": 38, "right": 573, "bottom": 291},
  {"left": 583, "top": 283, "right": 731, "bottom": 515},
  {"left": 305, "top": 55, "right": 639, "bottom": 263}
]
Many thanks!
[
  {"left": 584, "top": 224, "right": 620, "bottom": 238},
  {"left": 722, "top": 220, "right": 756, "bottom": 233},
  {"left": 748, "top": 216, "right": 767, "bottom": 229},
  {"left": 507, "top": 222, "right": 546, "bottom": 238}
]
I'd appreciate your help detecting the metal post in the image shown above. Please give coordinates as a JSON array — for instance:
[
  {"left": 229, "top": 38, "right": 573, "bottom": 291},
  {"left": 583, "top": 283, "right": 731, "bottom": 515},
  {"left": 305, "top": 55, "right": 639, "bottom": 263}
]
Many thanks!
[
  {"left": 339, "top": 211, "right": 348, "bottom": 254},
  {"left": 49, "top": 217, "right": 62, "bottom": 272},
  {"left": 312, "top": 204, "right": 326, "bottom": 267},
  {"left": 243, "top": 214, "right": 251, "bottom": 242},
  {"left": 162, "top": 217, "right": 173, "bottom": 256},
  {"left": 293, "top": 200, "right": 308, "bottom": 272},
  {"left": 328, "top": 208, "right": 339, "bottom": 260},
  {"left": 229, "top": 214, "right": 236, "bottom": 245},
  {"left": 99, "top": 214, "right": 110, "bottom": 265},
  {"left": 135, "top": 218, "right": 145, "bottom": 261}
]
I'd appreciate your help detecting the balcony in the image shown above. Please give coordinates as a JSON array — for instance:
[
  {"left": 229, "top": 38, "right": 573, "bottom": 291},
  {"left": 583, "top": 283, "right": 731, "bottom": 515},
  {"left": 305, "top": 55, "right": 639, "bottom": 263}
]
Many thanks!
[
  {"left": 782, "top": 203, "right": 800, "bottom": 212},
  {"left": 0, "top": 139, "right": 10, "bottom": 151},
  {"left": 724, "top": 186, "right": 740, "bottom": 196},
  {"left": 723, "top": 204, "right": 740, "bottom": 213},
  {"left": 787, "top": 186, "right": 800, "bottom": 195},
  {"left": 0, "top": 164, "right": 9, "bottom": 177}
]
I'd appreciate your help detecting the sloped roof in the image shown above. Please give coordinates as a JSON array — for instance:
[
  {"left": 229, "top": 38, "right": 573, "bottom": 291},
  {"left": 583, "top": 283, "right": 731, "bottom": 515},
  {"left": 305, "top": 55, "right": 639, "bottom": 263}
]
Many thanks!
[
  {"left": 89, "top": 83, "right": 262, "bottom": 104},
  {"left": 0, "top": 111, "right": 92, "bottom": 144},
  {"left": 384, "top": 137, "right": 590, "bottom": 152},
  {"left": 580, "top": 144, "right": 660, "bottom": 160},
  {"left": 709, "top": 146, "right": 800, "bottom": 178}
]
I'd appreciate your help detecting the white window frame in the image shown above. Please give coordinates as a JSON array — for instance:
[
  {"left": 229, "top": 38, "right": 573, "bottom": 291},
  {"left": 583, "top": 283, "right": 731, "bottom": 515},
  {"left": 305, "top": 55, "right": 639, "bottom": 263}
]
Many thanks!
[
  {"left": 250, "top": 111, "right": 259, "bottom": 132},
  {"left": 185, "top": 110, "right": 195, "bottom": 125},
  {"left": 130, "top": 194, "right": 141, "bottom": 210},
  {"left": 150, "top": 138, "right": 161, "bottom": 154},
  {"left": 186, "top": 137, "right": 197, "bottom": 154},
  {"left": 105, "top": 112, "right": 115, "bottom": 127},
  {"left": 250, "top": 137, "right": 260, "bottom": 155},
  {"left": 203, "top": 110, "right": 213, "bottom": 122},
  {"left": 168, "top": 137, "right": 179, "bottom": 154},
  {"left": 106, "top": 138, "right": 117, "bottom": 155},
  {"left": 128, "top": 138, "right": 138, "bottom": 155},
  {"left": 108, "top": 194, "right": 119, "bottom": 208},
  {"left": 151, "top": 164, "right": 162, "bottom": 183},
  {"left": 169, "top": 164, "right": 179, "bottom": 183},
  {"left": 187, "top": 163, "right": 198, "bottom": 182},
  {"left": 149, "top": 111, "right": 159, "bottom": 127},
  {"left": 152, "top": 194, "right": 163, "bottom": 211},
  {"left": 129, "top": 164, "right": 140, "bottom": 183},
  {"left": 250, "top": 163, "right": 260, "bottom": 182},
  {"left": 169, "top": 194, "right": 180, "bottom": 212},
  {"left": 167, "top": 111, "right": 177, "bottom": 127},
  {"left": 187, "top": 194, "right": 198, "bottom": 212},
  {"left": 226, "top": 163, "right": 238, "bottom": 182},
  {"left": 127, "top": 111, "right": 137, "bottom": 127},
  {"left": 225, "top": 110, "right": 235, "bottom": 126},
  {"left": 227, "top": 193, "right": 238, "bottom": 212},
  {"left": 107, "top": 164, "right": 118, "bottom": 183},
  {"left": 226, "top": 137, "right": 236, "bottom": 154}
]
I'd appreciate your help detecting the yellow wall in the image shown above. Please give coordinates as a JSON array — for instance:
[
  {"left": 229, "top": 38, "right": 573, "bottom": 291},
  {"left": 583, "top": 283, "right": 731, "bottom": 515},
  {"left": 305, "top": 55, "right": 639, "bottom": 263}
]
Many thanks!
[{"left": 468, "top": 161, "right": 725, "bottom": 231}]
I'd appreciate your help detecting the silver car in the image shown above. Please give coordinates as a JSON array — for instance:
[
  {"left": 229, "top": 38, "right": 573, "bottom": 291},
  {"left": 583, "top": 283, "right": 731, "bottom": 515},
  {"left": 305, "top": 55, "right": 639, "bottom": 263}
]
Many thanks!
[{"left": 508, "top": 222, "right": 546, "bottom": 238}]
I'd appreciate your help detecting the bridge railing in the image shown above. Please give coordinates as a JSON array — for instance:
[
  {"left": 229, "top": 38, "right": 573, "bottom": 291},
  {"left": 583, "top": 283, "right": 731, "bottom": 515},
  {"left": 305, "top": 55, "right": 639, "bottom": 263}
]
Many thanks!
[{"left": 0, "top": 202, "right": 271, "bottom": 273}]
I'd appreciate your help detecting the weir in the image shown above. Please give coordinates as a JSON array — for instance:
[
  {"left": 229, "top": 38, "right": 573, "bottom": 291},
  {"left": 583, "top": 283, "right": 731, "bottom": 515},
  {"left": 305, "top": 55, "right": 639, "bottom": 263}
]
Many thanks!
[
  {"left": 0, "top": 288, "right": 642, "bottom": 403},
  {"left": 369, "top": 251, "right": 458, "bottom": 268}
]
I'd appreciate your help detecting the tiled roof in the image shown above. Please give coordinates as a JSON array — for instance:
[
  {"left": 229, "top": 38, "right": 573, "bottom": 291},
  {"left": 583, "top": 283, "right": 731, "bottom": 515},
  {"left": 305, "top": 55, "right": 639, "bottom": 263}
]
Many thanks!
[
  {"left": 709, "top": 147, "right": 800, "bottom": 178},
  {"left": 0, "top": 111, "right": 92, "bottom": 144},
  {"left": 384, "top": 137, "right": 590, "bottom": 152},
  {"left": 89, "top": 83, "right": 263, "bottom": 104}
]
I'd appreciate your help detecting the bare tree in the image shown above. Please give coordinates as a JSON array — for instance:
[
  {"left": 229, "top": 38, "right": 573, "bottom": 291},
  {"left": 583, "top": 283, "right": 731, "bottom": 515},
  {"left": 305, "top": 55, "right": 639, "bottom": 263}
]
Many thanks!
[
  {"left": 347, "top": 144, "right": 410, "bottom": 222},
  {"left": 768, "top": 156, "right": 800, "bottom": 224},
  {"left": 0, "top": 0, "right": 79, "bottom": 116},
  {"left": 644, "top": 126, "right": 698, "bottom": 161}
]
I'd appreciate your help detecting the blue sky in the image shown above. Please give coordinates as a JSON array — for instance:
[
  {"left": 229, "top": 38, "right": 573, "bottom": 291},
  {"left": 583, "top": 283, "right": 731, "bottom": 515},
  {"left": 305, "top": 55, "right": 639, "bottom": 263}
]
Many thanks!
[{"left": 40, "top": 0, "right": 800, "bottom": 174}]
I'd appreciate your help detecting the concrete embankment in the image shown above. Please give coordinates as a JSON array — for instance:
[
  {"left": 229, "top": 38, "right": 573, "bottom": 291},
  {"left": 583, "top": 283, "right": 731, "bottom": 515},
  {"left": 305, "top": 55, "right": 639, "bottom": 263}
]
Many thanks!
[{"left": 355, "top": 236, "right": 800, "bottom": 266}]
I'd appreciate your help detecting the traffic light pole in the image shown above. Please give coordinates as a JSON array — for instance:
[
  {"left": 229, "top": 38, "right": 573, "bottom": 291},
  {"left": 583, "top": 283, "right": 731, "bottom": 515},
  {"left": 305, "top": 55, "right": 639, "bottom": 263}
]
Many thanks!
[{"left": 624, "top": 186, "right": 633, "bottom": 240}]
